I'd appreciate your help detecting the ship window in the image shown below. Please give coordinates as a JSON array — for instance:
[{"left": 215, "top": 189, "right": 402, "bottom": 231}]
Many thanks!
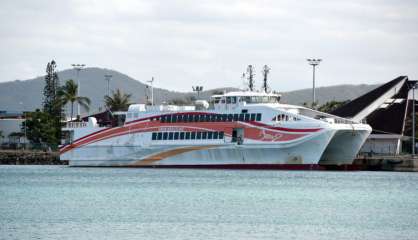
[
  {"left": 157, "top": 132, "right": 162, "bottom": 140},
  {"left": 213, "top": 131, "right": 219, "bottom": 139},
  {"left": 256, "top": 113, "right": 262, "bottom": 121},
  {"left": 196, "top": 132, "right": 202, "bottom": 139},
  {"left": 226, "top": 97, "right": 232, "bottom": 104},
  {"left": 242, "top": 109, "right": 248, "bottom": 113},
  {"left": 149, "top": 117, "right": 154, "bottom": 122},
  {"left": 216, "top": 115, "right": 222, "bottom": 122},
  {"left": 199, "top": 115, "right": 205, "bottom": 122},
  {"left": 193, "top": 115, "right": 199, "bottom": 122},
  {"left": 239, "top": 114, "right": 245, "bottom": 121},
  {"left": 208, "top": 132, "right": 213, "bottom": 139},
  {"left": 163, "top": 132, "right": 168, "bottom": 140},
  {"left": 180, "top": 132, "right": 185, "bottom": 139},
  {"left": 172, "top": 115, "right": 177, "bottom": 123},
  {"left": 166, "top": 115, "right": 172, "bottom": 123},
  {"left": 222, "top": 114, "right": 227, "bottom": 121},
  {"left": 210, "top": 114, "right": 217, "bottom": 122},
  {"left": 188, "top": 115, "right": 193, "bottom": 122},
  {"left": 244, "top": 114, "right": 250, "bottom": 122},
  {"left": 160, "top": 115, "right": 166, "bottom": 123},
  {"left": 250, "top": 113, "right": 256, "bottom": 121},
  {"left": 231, "top": 96, "right": 237, "bottom": 104},
  {"left": 219, "top": 131, "right": 224, "bottom": 139},
  {"left": 233, "top": 114, "right": 239, "bottom": 121},
  {"left": 174, "top": 132, "right": 179, "bottom": 140},
  {"left": 191, "top": 132, "right": 196, "bottom": 139},
  {"left": 168, "top": 132, "right": 174, "bottom": 140},
  {"left": 202, "top": 132, "right": 207, "bottom": 139},
  {"left": 227, "top": 114, "right": 233, "bottom": 121},
  {"left": 152, "top": 132, "right": 157, "bottom": 140},
  {"left": 185, "top": 132, "right": 191, "bottom": 140},
  {"left": 155, "top": 117, "right": 160, "bottom": 121},
  {"left": 205, "top": 114, "right": 211, "bottom": 122}
]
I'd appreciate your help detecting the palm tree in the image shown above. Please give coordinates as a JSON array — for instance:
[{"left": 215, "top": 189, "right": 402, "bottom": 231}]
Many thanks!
[
  {"left": 58, "top": 79, "right": 91, "bottom": 120},
  {"left": 104, "top": 89, "right": 132, "bottom": 111}
]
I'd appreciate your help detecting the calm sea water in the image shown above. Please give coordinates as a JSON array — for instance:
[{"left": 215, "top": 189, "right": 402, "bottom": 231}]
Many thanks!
[{"left": 0, "top": 166, "right": 417, "bottom": 240}]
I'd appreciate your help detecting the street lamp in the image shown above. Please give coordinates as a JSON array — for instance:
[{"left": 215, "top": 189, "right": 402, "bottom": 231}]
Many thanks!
[
  {"left": 19, "top": 102, "right": 27, "bottom": 150},
  {"left": 147, "top": 77, "right": 154, "bottom": 106},
  {"left": 412, "top": 83, "right": 416, "bottom": 155},
  {"left": 307, "top": 58, "right": 322, "bottom": 109},
  {"left": 71, "top": 64, "right": 85, "bottom": 118},
  {"left": 104, "top": 74, "right": 112, "bottom": 97},
  {"left": 192, "top": 86, "right": 203, "bottom": 98}
]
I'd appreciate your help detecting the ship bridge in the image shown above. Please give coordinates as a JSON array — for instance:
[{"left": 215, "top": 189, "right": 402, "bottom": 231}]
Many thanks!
[{"left": 211, "top": 91, "right": 281, "bottom": 111}]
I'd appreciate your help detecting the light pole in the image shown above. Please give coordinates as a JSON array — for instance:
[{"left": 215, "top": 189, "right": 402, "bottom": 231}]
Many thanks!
[
  {"left": 147, "top": 77, "right": 154, "bottom": 106},
  {"left": 413, "top": 84, "right": 416, "bottom": 155},
  {"left": 192, "top": 86, "right": 203, "bottom": 98},
  {"left": 307, "top": 58, "right": 322, "bottom": 109},
  {"left": 104, "top": 74, "right": 112, "bottom": 97},
  {"left": 19, "top": 102, "right": 27, "bottom": 150},
  {"left": 71, "top": 64, "right": 85, "bottom": 118}
]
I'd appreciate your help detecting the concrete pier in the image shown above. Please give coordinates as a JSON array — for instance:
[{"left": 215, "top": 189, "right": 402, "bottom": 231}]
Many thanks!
[
  {"left": 0, "top": 150, "right": 67, "bottom": 165},
  {"left": 354, "top": 155, "right": 418, "bottom": 172},
  {"left": 1, "top": 149, "right": 417, "bottom": 171}
]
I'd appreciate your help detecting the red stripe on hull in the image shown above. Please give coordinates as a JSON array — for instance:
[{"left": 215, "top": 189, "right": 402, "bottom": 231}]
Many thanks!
[{"left": 60, "top": 120, "right": 312, "bottom": 154}]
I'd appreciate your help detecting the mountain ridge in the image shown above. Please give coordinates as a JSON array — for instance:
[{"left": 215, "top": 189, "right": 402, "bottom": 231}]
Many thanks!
[{"left": 0, "top": 67, "right": 380, "bottom": 113}]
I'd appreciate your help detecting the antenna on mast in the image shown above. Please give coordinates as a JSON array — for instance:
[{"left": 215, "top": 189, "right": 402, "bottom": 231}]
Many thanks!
[
  {"left": 246, "top": 65, "right": 255, "bottom": 91},
  {"left": 262, "top": 65, "right": 270, "bottom": 93},
  {"left": 147, "top": 77, "right": 154, "bottom": 106}
]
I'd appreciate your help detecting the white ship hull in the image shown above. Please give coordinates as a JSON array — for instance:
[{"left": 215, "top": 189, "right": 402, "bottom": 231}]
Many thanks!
[{"left": 61, "top": 124, "right": 370, "bottom": 168}]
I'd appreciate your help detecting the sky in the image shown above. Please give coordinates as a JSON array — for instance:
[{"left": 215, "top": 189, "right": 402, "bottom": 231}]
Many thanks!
[{"left": 0, "top": 0, "right": 417, "bottom": 92}]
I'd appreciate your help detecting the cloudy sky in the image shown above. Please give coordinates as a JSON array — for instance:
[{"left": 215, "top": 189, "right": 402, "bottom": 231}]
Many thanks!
[{"left": 1, "top": 0, "right": 417, "bottom": 92}]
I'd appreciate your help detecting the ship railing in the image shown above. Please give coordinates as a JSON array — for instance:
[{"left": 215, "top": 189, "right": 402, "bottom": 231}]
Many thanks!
[
  {"left": 318, "top": 117, "right": 357, "bottom": 124},
  {"left": 65, "top": 121, "right": 87, "bottom": 128},
  {"left": 333, "top": 118, "right": 356, "bottom": 124}
]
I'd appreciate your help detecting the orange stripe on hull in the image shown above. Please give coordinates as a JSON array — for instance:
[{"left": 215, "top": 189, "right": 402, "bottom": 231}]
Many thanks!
[{"left": 130, "top": 145, "right": 219, "bottom": 166}]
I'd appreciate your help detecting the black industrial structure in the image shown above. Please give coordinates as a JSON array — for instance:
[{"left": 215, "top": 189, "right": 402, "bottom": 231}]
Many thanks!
[{"left": 332, "top": 76, "right": 415, "bottom": 154}]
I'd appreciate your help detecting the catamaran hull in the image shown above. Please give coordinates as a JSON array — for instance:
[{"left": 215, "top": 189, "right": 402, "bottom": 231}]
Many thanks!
[
  {"left": 319, "top": 129, "right": 371, "bottom": 165},
  {"left": 62, "top": 129, "right": 337, "bottom": 167}
]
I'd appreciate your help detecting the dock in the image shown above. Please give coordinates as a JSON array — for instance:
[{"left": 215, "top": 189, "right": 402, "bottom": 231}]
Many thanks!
[
  {"left": 354, "top": 155, "right": 418, "bottom": 172},
  {"left": 0, "top": 150, "right": 66, "bottom": 165}
]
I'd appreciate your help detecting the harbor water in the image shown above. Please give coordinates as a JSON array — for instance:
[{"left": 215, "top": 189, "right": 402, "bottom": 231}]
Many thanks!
[{"left": 1, "top": 166, "right": 417, "bottom": 240}]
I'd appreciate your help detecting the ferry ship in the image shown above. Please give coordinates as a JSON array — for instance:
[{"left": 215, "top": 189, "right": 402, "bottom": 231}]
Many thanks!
[{"left": 60, "top": 90, "right": 372, "bottom": 169}]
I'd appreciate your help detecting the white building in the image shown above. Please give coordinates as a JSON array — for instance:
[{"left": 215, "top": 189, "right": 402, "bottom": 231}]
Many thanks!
[{"left": 0, "top": 111, "right": 27, "bottom": 146}]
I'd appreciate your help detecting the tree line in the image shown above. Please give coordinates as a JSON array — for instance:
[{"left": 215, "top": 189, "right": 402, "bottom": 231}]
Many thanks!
[{"left": 22, "top": 60, "right": 132, "bottom": 149}]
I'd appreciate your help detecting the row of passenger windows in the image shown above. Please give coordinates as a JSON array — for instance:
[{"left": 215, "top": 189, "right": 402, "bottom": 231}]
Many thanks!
[
  {"left": 152, "top": 113, "right": 262, "bottom": 123},
  {"left": 151, "top": 131, "right": 224, "bottom": 141},
  {"left": 272, "top": 114, "right": 301, "bottom": 122}
]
